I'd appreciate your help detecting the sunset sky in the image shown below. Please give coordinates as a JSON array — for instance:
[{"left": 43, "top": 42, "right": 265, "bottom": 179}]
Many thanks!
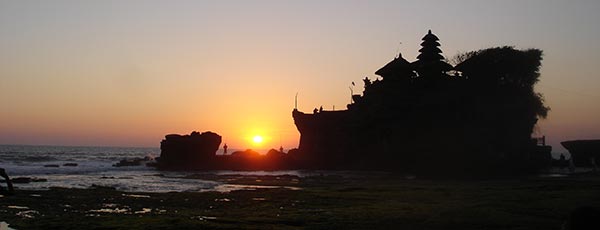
[{"left": 1, "top": 0, "right": 599, "bottom": 152}]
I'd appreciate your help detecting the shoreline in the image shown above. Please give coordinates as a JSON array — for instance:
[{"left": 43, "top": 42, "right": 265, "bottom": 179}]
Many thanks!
[
  {"left": 4, "top": 168, "right": 598, "bottom": 193},
  {"left": 2, "top": 174, "right": 600, "bottom": 229}
]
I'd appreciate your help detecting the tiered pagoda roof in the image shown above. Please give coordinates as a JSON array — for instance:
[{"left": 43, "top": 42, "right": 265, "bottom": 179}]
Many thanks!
[
  {"left": 375, "top": 30, "right": 453, "bottom": 79},
  {"left": 413, "top": 30, "right": 453, "bottom": 74}
]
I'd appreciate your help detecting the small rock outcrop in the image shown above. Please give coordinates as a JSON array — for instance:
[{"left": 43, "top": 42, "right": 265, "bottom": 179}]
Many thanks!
[
  {"left": 157, "top": 131, "right": 222, "bottom": 170},
  {"left": 231, "top": 149, "right": 262, "bottom": 158},
  {"left": 113, "top": 156, "right": 154, "bottom": 167}
]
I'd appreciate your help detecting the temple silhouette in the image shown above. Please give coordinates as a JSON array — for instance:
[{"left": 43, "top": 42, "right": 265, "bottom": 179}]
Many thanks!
[
  {"left": 158, "top": 30, "right": 551, "bottom": 176},
  {"left": 292, "top": 30, "right": 550, "bottom": 176}
]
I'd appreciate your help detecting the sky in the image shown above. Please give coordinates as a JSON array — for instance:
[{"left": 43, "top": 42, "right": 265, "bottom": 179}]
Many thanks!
[{"left": 1, "top": 0, "right": 599, "bottom": 152}]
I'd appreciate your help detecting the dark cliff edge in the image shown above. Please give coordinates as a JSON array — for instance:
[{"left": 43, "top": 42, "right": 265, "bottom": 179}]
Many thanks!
[{"left": 561, "top": 140, "right": 600, "bottom": 167}]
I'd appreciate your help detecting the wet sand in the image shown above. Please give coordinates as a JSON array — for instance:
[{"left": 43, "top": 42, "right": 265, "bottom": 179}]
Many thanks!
[{"left": 1, "top": 174, "right": 600, "bottom": 229}]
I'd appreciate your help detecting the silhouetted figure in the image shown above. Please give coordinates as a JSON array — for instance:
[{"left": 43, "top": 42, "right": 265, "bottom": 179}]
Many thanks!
[
  {"left": 313, "top": 108, "right": 318, "bottom": 114},
  {"left": 568, "top": 157, "right": 576, "bottom": 173},
  {"left": 0, "top": 168, "right": 14, "bottom": 195},
  {"left": 319, "top": 106, "right": 323, "bottom": 113},
  {"left": 223, "top": 143, "right": 228, "bottom": 154},
  {"left": 279, "top": 146, "right": 284, "bottom": 154},
  {"left": 559, "top": 154, "right": 568, "bottom": 170}
]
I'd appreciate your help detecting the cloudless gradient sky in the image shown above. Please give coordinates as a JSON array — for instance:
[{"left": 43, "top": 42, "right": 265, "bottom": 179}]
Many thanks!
[{"left": 1, "top": 0, "right": 599, "bottom": 152}]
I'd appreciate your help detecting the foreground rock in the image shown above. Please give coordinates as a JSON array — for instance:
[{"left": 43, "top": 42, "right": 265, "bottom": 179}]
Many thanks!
[
  {"left": 1, "top": 175, "right": 600, "bottom": 229},
  {"left": 2, "top": 177, "right": 47, "bottom": 184}
]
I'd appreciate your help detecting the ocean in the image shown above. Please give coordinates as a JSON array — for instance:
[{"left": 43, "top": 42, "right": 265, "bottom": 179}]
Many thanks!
[
  {"left": 0, "top": 145, "right": 576, "bottom": 194},
  {"left": 0, "top": 145, "right": 308, "bottom": 193}
]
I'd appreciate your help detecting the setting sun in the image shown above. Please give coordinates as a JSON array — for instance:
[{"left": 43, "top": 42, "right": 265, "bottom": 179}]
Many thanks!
[{"left": 252, "top": 135, "right": 264, "bottom": 144}]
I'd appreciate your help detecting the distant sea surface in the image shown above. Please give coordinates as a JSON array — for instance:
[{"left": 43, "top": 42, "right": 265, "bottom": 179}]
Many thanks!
[
  {"left": 0, "top": 145, "right": 311, "bottom": 193},
  {"left": 0, "top": 145, "right": 574, "bottom": 193}
]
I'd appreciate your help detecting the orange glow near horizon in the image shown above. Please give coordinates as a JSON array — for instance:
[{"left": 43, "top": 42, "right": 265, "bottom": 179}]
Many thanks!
[
  {"left": 2, "top": 1, "right": 600, "bottom": 153},
  {"left": 252, "top": 135, "right": 264, "bottom": 144},
  {"left": 247, "top": 130, "right": 271, "bottom": 148}
]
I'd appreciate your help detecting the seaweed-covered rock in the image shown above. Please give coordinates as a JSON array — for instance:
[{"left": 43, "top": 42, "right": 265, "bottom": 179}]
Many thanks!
[{"left": 7, "top": 177, "right": 47, "bottom": 184}]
